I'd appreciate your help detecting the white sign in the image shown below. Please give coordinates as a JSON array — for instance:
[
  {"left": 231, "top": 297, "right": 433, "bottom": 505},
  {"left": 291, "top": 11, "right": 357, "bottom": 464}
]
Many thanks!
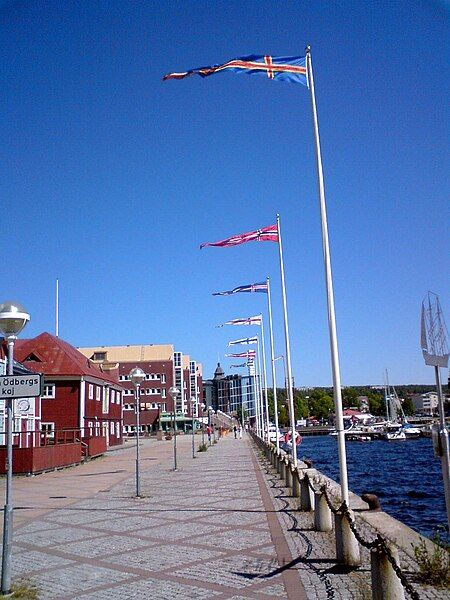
[{"left": 0, "top": 375, "right": 42, "bottom": 399}]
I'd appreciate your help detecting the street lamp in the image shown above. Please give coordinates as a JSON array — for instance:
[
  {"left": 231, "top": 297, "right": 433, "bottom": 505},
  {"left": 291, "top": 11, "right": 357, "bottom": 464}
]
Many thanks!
[
  {"left": 190, "top": 397, "right": 196, "bottom": 459},
  {"left": 129, "top": 367, "right": 145, "bottom": 498},
  {"left": 169, "top": 386, "right": 180, "bottom": 470},
  {"left": 0, "top": 301, "right": 30, "bottom": 595}
]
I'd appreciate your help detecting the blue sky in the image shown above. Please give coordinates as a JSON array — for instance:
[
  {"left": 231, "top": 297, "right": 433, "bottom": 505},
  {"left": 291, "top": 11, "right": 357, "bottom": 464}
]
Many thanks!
[{"left": 1, "top": 1, "right": 448, "bottom": 385}]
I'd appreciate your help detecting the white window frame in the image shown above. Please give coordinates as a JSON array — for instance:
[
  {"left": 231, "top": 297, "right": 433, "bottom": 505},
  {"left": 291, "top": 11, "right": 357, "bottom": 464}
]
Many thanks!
[
  {"left": 42, "top": 384, "right": 55, "bottom": 399},
  {"left": 88, "top": 384, "right": 94, "bottom": 400},
  {"left": 41, "top": 422, "right": 55, "bottom": 438},
  {"left": 96, "top": 386, "right": 101, "bottom": 401}
]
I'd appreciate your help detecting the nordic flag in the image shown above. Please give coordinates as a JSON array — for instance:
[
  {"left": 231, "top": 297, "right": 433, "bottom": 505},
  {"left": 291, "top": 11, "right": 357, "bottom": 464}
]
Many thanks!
[
  {"left": 226, "top": 350, "right": 256, "bottom": 358},
  {"left": 217, "top": 315, "right": 262, "bottom": 327},
  {"left": 163, "top": 55, "right": 307, "bottom": 86},
  {"left": 228, "top": 337, "right": 258, "bottom": 347},
  {"left": 213, "top": 282, "right": 268, "bottom": 296},
  {"left": 200, "top": 224, "right": 278, "bottom": 249}
]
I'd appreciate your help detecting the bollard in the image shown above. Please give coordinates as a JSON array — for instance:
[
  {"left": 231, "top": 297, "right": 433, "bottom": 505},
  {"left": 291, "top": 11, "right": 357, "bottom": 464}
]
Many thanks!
[
  {"left": 314, "top": 491, "right": 333, "bottom": 532},
  {"left": 285, "top": 462, "right": 293, "bottom": 490},
  {"left": 299, "top": 471, "right": 314, "bottom": 511},
  {"left": 292, "top": 469, "right": 301, "bottom": 498},
  {"left": 334, "top": 509, "right": 361, "bottom": 566},
  {"left": 280, "top": 458, "right": 286, "bottom": 480},
  {"left": 371, "top": 542, "right": 404, "bottom": 600}
]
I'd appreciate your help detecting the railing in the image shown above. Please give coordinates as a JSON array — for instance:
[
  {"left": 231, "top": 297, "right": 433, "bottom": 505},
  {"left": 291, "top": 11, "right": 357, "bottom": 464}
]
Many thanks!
[{"left": 250, "top": 431, "right": 426, "bottom": 600}]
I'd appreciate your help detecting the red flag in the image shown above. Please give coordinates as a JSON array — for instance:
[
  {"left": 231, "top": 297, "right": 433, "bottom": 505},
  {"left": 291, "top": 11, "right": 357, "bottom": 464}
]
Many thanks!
[{"left": 200, "top": 224, "right": 278, "bottom": 249}]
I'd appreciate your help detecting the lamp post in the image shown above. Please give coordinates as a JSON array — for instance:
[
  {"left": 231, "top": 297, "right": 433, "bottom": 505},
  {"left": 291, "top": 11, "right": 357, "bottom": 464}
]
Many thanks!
[
  {"left": 190, "top": 398, "right": 197, "bottom": 458},
  {"left": 207, "top": 407, "right": 214, "bottom": 446},
  {"left": 156, "top": 402, "right": 163, "bottom": 441},
  {"left": 0, "top": 301, "right": 30, "bottom": 595},
  {"left": 129, "top": 367, "right": 145, "bottom": 498},
  {"left": 169, "top": 386, "right": 180, "bottom": 470},
  {"left": 200, "top": 403, "right": 206, "bottom": 446}
]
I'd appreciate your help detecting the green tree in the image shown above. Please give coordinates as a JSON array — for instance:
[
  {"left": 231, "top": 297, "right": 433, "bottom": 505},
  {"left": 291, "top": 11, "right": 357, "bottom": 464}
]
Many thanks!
[{"left": 401, "top": 396, "right": 415, "bottom": 416}]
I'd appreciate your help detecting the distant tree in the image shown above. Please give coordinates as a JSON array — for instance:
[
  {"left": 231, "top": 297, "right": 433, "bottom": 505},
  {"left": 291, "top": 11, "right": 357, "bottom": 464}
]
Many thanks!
[
  {"left": 368, "top": 392, "right": 385, "bottom": 416},
  {"left": 342, "top": 387, "right": 359, "bottom": 408},
  {"left": 401, "top": 396, "right": 415, "bottom": 416},
  {"left": 278, "top": 403, "right": 289, "bottom": 427}
]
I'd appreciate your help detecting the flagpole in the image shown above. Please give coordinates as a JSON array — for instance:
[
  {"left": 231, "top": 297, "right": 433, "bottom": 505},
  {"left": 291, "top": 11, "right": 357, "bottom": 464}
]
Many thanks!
[
  {"left": 267, "top": 277, "right": 280, "bottom": 450},
  {"left": 55, "top": 278, "right": 59, "bottom": 337},
  {"left": 256, "top": 336, "right": 264, "bottom": 438},
  {"left": 276, "top": 214, "right": 297, "bottom": 466},
  {"left": 260, "top": 316, "right": 270, "bottom": 442},
  {"left": 252, "top": 351, "right": 260, "bottom": 437},
  {"left": 306, "top": 46, "right": 349, "bottom": 504}
]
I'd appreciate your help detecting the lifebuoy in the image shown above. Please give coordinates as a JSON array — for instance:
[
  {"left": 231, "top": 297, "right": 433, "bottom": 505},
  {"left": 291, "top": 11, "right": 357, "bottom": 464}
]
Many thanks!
[{"left": 284, "top": 430, "right": 302, "bottom": 445}]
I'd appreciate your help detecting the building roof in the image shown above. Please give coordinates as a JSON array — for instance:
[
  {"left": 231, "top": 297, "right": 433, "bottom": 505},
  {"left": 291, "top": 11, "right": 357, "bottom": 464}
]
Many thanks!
[
  {"left": 78, "top": 344, "right": 174, "bottom": 363},
  {"left": 15, "top": 333, "right": 120, "bottom": 385},
  {"left": 214, "top": 363, "right": 225, "bottom": 380}
]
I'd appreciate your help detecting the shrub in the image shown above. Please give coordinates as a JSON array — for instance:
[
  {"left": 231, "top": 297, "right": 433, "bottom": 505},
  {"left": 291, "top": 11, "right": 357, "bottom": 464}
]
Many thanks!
[{"left": 198, "top": 443, "right": 208, "bottom": 452}]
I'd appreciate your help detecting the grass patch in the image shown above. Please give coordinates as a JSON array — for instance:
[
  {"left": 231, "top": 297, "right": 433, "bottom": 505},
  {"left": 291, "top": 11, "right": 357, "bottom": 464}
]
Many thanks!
[
  {"left": 11, "top": 580, "right": 39, "bottom": 599},
  {"left": 413, "top": 527, "right": 450, "bottom": 587}
]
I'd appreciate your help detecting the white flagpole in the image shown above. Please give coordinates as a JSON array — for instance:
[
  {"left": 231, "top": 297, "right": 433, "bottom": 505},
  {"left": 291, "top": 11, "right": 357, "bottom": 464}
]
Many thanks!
[
  {"left": 276, "top": 214, "right": 297, "bottom": 465},
  {"left": 55, "top": 278, "right": 59, "bottom": 337},
  {"left": 260, "top": 316, "right": 270, "bottom": 441},
  {"left": 267, "top": 277, "right": 280, "bottom": 450},
  {"left": 252, "top": 351, "right": 261, "bottom": 437},
  {"left": 306, "top": 46, "right": 349, "bottom": 504},
  {"left": 249, "top": 361, "right": 258, "bottom": 434},
  {"left": 256, "top": 337, "right": 264, "bottom": 438}
]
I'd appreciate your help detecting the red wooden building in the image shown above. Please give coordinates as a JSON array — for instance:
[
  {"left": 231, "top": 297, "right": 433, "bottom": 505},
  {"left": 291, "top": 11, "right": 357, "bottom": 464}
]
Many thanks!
[{"left": 15, "top": 333, "right": 123, "bottom": 448}]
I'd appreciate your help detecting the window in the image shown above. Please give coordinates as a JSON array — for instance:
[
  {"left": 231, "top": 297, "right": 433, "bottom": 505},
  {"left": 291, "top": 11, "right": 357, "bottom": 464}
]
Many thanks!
[
  {"left": 93, "top": 352, "right": 106, "bottom": 361},
  {"left": 116, "top": 422, "right": 120, "bottom": 438},
  {"left": 96, "top": 386, "right": 101, "bottom": 401},
  {"left": 88, "top": 384, "right": 93, "bottom": 399},
  {"left": 42, "top": 384, "right": 55, "bottom": 399},
  {"left": 160, "top": 403, "right": 166, "bottom": 411},
  {"left": 162, "top": 388, "right": 166, "bottom": 398},
  {"left": 41, "top": 422, "right": 55, "bottom": 438},
  {"left": 110, "top": 422, "right": 114, "bottom": 434},
  {"left": 102, "top": 387, "right": 109, "bottom": 414},
  {"left": 161, "top": 373, "right": 166, "bottom": 384}
]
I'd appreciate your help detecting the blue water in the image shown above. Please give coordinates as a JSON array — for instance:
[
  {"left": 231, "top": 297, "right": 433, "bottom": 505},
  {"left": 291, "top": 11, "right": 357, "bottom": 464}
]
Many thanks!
[{"left": 295, "top": 436, "right": 446, "bottom": 538}]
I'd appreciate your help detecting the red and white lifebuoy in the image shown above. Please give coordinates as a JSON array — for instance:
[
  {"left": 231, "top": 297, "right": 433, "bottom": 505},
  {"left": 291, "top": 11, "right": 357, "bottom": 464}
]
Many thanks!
[{"left": 284, "top": 430, "right": 302, "bottom": 445}]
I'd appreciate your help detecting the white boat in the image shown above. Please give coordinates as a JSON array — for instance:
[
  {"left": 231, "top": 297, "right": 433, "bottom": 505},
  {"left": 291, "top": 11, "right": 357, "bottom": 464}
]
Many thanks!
[
  {"left": 383, "top": 423, "right": 406, "bottom": 441},
  {"left": 267, "top": 425, "right": 284, "bottom": 443},
  {"left": 401, "top": 422, "right": 421, "bottom": 438}
]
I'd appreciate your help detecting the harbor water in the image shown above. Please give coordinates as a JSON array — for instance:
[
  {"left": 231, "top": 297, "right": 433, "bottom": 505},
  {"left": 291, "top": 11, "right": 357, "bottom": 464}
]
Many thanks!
[{"left": 296, "top": 435, "right": 446, "bottom": 538}]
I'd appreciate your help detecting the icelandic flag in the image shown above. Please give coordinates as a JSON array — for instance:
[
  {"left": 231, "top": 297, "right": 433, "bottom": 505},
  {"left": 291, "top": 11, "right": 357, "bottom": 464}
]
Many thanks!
[
  {"left": 213, "top": 282, "right": 268, "bottom": 296},
  {"left": 200, "top": 224, "right": 278, "bottom": 249},
  {"left": 163, "top": 55, "right": 307, "bottom": 86}
]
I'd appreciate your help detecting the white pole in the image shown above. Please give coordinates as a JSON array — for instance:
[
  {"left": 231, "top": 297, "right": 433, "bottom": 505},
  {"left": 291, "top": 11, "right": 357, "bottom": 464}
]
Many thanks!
[
  {"left": 267, "top": 277, "right": 280, "bottom": 450},
  {"left": 55, "top": 278, "right": 59, "bottom": 337},
  {"left": 306, "top": 46, "right": 349, "bottom": 504},
  {"left": 276, "top": 214, "right": 297, "bottom": 466},
  {"left": 260, "top": 316, "right": 270, "bottom": 441},
  {"left": 255, "top": 338, "right": 264, "bottom": 438},
  {"left": 435, "top": 365, "right": 450, "bottom": 530}
]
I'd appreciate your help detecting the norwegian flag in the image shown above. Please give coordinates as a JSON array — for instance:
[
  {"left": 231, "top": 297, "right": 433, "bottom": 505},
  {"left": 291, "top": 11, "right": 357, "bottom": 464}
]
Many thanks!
[
  {"left": 226, "top": 350, "right": 256, "bottom": 358},
  {"left": 200, "top": 224, "right": 278, "bottom": 249}
]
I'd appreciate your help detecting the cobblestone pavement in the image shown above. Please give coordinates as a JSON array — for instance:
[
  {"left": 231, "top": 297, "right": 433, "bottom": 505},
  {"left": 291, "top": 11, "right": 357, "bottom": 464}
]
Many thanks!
[{"left": 0, "top": 435, "right": 444, "bottom": 599}]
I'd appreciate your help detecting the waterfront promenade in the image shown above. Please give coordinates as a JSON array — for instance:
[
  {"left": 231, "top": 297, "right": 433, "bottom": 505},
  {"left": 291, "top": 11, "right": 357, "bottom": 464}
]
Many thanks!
[{"left": 0, "top": 434, "right": 446, "bottom": 599}]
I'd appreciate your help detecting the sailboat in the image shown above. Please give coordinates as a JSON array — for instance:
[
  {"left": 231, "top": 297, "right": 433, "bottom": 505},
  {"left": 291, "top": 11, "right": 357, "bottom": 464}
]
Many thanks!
[{"left": 382, "top": 371, "right": 406, "bottom": 441}]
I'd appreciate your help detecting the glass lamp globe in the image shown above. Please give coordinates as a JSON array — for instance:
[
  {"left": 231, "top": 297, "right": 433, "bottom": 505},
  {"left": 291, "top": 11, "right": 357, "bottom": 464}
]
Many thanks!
[
  {"left": 169, "top": 386, "right": 180, "bottom": 399},
  {"left": 0, "top": 301, "right": 30, "bottom": 338},
  {"left": 129, "top": 367, "right": 145, "bottom": 387}
]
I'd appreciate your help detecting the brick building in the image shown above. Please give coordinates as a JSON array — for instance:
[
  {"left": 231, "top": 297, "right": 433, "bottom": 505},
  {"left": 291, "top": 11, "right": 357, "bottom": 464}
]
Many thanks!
[
  {"left": 78, "top": 344, "right": 203, "bottom": 434},
  {"left": 15, "top": 333, "right": 123, "bottom": 447}
]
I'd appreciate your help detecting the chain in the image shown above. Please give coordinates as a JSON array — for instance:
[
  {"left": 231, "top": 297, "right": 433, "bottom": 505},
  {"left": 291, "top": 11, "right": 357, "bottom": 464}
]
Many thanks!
[{"left": 255, "top": 440, "right": 421, "bottom": 600}]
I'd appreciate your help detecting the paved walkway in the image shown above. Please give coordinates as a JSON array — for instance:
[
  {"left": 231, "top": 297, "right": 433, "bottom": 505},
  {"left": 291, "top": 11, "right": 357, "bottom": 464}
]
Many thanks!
[{"left": 1, "top": 434, "right": 443, "bottom": 599}]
